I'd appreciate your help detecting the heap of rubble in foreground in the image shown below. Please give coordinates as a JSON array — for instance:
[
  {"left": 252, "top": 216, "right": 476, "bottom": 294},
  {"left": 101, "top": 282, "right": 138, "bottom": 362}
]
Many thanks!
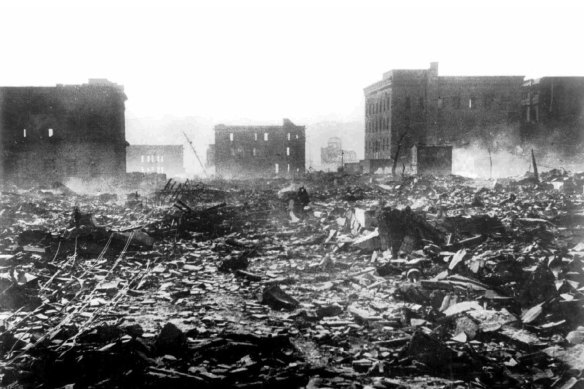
[{"left": 0, "top": 170, "right": 583, "bottom": 389}]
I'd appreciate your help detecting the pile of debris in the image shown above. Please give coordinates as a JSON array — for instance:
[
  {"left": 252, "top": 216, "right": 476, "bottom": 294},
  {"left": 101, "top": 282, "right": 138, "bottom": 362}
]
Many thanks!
[{"left": 0, "top": 171, "right": 583, "bottom": 388}]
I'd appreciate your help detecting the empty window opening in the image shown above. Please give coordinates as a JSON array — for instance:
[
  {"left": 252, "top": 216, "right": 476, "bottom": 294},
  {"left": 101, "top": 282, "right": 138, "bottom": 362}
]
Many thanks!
[
  {"left": 286, "top": 147, "right": 290, "bottom": 156},
  {"left": 48, "top": 128, "right": 54, "bottom": 137},
  {"left": 274, "top": 163, "right": 279, "bottom": 174},
  {"left": 23, "top": 129, "right": 27, "bottom": 138},
  {"left": 264, "top": 133, "right": 269, "bottom": 141},
  {"left": 229, "top": 133, "right": 234, "bottom": 141}
]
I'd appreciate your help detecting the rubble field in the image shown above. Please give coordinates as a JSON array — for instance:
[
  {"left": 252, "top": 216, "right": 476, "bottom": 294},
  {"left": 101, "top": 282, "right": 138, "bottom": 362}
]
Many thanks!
[{"left": 1, "top": 170, "right": 584, "bottom": 389}]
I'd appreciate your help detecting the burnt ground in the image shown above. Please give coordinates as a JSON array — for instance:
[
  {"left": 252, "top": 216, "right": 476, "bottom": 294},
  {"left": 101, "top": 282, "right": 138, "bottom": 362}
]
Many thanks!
[{"left": 0, "top": 170, "right": 584, "bottom": 388}]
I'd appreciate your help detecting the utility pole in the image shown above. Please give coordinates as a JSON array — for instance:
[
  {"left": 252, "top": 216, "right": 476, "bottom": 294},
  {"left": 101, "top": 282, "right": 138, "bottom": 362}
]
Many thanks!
[{"left": 183, "top": 131, "right": 208, "bottom": 178}]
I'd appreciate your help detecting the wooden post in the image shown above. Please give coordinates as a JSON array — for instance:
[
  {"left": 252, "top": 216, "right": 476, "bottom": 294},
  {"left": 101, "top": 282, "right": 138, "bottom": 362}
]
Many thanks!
[{"left": 531, "top": 149, "right": 539, "bottom": 183}]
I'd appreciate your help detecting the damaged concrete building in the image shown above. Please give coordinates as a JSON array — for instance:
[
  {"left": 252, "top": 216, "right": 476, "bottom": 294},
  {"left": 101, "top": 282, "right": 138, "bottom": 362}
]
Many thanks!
[
  {"left": 126, "top": 145, "right": 185, "bottom": 177},
  {"left": 0, "top": 79, "right": 127, "bottom": 185},
  {"left": 521, "top": 77, "right": 584, "bottom": 147},
  {"left": 214, "top": 119, "right": 305, "bottom": 178},
  {"left": 363, "top": 62, "right": 523, "bottom": 172}
]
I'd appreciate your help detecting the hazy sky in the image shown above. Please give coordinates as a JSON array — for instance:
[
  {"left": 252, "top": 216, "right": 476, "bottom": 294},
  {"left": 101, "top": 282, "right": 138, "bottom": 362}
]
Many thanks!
[{"left": 1, "top": 0, "right": 583, "bottom": 127}]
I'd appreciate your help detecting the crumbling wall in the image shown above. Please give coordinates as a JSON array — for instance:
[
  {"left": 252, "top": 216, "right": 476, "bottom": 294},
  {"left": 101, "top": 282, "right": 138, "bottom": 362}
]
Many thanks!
[{"left": 411, "top": 145, "right": 452, "bottom": 175}]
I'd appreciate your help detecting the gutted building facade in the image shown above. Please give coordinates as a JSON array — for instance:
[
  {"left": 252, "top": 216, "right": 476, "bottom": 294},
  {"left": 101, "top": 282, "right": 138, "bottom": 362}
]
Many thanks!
[
  {"left": 0, "top": 79, "right": 127, "bottom": 185},
  {"left": 364, "top": 62, "right": 523, "bottom": 167},
  {"left": 214, "top": 119, "right": 305, "bottom": 178},
  {"left": 521, "top": 77, "right": 584, "bottom": 146},
  {"left": 126, "top": 145, "right": 185, "bottom": 177}
]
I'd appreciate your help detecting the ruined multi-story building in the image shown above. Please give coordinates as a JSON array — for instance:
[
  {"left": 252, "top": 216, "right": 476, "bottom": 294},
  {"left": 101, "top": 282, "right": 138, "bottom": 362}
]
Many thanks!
[
  {"left": 0, "top": 79, "right": 127, "bottom": 185},
  {"left": 364, "top": 62, "right": 523, "bottom": 170},
  {"left": 126, "top": 145, "right": 185, "bottom": 177},
  {"left": 214, "top": 118, "right": 305, "bottom": 178},
  {"left": 521, "top": 77, "right": 584, "bottom": 146}
]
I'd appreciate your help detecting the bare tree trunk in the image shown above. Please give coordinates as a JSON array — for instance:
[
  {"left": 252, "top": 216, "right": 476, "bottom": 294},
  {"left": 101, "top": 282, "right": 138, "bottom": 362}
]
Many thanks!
[{"left": 392, "top": 132, "right": 408, "bottom": 176}]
